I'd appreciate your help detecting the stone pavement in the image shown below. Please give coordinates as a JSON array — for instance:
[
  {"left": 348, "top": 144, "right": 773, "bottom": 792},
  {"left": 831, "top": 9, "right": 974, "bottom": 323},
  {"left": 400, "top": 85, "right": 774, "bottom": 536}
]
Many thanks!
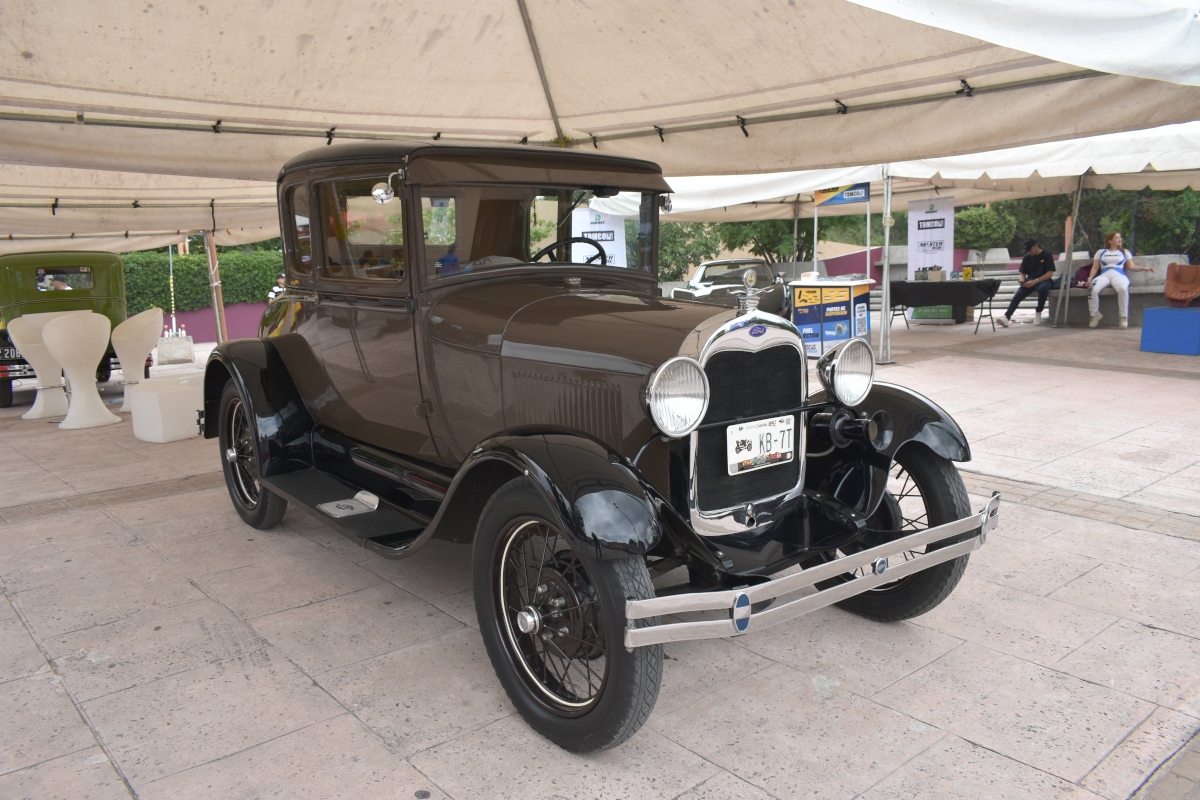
[{"left": 1, "top": 323, "right": 1199, "bottom": 799}]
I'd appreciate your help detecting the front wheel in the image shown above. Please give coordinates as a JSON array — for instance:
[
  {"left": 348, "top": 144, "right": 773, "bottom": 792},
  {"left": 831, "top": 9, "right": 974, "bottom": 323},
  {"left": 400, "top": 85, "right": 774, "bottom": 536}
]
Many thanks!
[
  {"left": 833, "top": 443, "right": 972, "bottom": 622},
  {"left": 217, "top": 380, "right": 287, "bottom": 529},
  {"left": 474, "top": 478, "right": 662, "bottom": 753},
  {"left": 0, "top": 379, "right": 12, "bottom": 409}
]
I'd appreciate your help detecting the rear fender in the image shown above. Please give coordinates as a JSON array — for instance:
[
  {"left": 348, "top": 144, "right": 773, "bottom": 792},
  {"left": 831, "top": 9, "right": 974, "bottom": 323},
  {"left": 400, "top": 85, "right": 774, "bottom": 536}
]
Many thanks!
[
  {"left": 203, "top": 338, "right": 314, "bottom": 478},
  {"left": 430, "top": 431, "right": 662, "bottom": 560},
  {"left": 805, "top": 382, "right": 969, "bottom": 518}
]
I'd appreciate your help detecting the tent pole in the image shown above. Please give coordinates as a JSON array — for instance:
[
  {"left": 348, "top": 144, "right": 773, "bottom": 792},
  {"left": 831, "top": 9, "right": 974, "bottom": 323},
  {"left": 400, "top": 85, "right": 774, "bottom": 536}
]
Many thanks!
[
  {"left": 1052, "top": 174, "right": 1085, "bottom": 328},
  {"left": 516, "top": 0, "right": 566, "bottom": 145},
  {"left": 792, "top": 197, "right": 800, "bottom": 262},
  {"left": 813, "top": 205, "right": 819, "bottom": 270},
  {"left": 167, "top": 243, "right": 177, "bottom": 334},
  {"left": 865, "top": 196, "right": 871, "bottom": 275},
  {"left": 204, "top": 231, "right": 228, "bottom": 343},
  {"left": 878, "top": 168, "right": 894, "bottom": 364}
]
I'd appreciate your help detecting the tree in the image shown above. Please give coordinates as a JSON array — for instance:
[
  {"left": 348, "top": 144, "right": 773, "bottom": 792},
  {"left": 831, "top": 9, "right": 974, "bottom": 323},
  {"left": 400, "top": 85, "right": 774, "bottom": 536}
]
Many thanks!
[
  {"left": 714, "top": 220, "right": 812, "bottom": 263},
  {"left": 817, "top": 211, "right": 908, "bottom": 247},
  {"left": 626, "top": 220, "right": 722, "bottom": 281},
  {"left": 954, "top": 206, "right": 1016, "bottom": 251}
]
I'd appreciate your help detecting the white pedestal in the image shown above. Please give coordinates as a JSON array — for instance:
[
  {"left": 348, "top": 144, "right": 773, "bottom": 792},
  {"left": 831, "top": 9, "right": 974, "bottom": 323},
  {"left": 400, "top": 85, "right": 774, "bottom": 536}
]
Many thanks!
[
  {"left": 42, "top": 312, "right": 120, "bottom": 429},
  {"left": 112, "top": 308, "right": 164, "bottom": 412},
  {"left": 6, "top": 311, "right": 87, "bottom": 420},
  {"left": 156, "top": 336, "right": 196, "bottom": 366},
  {"left": 128, "top": 376, "right": 204, "bottom": 443}
]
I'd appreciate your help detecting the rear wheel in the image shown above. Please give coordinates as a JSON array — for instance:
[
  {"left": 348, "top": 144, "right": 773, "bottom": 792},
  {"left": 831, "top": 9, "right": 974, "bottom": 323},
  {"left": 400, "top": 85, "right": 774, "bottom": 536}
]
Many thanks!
[
  {"left": 0, "top": 379, "right": 12, "bottom": 408},
  {"left": 833, "top": 443, "right": 972, "bottom": 621},
  {"left": 474, "top": 478, "right": 662, "bottom": 753},
  {"left": 218, "top": 381, "right": 287, "bottom": 529}
]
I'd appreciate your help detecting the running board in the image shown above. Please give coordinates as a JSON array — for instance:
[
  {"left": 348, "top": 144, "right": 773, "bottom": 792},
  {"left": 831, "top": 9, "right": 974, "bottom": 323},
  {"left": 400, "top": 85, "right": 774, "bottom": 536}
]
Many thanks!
[{"left": 263, "top": 469, "right": 426, "bottom": 557}]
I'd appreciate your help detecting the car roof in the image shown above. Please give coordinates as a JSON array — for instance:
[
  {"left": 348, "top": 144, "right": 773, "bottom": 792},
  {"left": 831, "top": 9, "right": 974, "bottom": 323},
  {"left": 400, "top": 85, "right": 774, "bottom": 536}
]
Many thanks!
[
  {"left": 0, "top": 251, "right": 122, "bottom": 268},
  {"left": 700, "top": 258, "right": 768, "bottom": 267},
  {"left": 280, "top": 141, "right": 672, "bottom": 192}
]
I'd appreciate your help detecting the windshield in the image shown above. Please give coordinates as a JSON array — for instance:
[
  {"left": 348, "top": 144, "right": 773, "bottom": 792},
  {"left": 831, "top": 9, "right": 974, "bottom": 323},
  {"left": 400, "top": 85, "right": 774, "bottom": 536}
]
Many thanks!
[
  {"left": 35, "top": 266, "right": 94, "bottom": 291},
  {"left": 700, "top": 262, "right": 771, "bottom": 285},
  {"left": 420, "top": 186, "right": 658, "bottom": 280}
]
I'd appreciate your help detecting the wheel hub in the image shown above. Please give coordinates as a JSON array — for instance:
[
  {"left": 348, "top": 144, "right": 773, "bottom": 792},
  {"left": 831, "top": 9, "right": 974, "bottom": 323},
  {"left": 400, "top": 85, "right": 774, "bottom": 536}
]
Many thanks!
[{"left": 516, "top": 607, "right": 542, "bottom": 634}]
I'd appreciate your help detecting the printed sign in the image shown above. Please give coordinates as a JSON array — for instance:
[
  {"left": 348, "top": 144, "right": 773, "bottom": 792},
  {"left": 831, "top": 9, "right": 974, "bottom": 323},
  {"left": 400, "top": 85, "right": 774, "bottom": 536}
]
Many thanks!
[
  {"left": 814, "top": 182, "right": 871, "bottom": 207},
  {"left": 572, "top": 208, "right": 627, "bottom": 267},
  {"left": 906, "top": 197, "right": 956, "bottom": 324}
]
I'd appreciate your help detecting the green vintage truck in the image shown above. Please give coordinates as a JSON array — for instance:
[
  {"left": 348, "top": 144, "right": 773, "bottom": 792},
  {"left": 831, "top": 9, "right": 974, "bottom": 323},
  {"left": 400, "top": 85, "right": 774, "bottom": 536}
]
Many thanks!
[{"left": 0, "top": 251, "right": 131, "bottom": 408}]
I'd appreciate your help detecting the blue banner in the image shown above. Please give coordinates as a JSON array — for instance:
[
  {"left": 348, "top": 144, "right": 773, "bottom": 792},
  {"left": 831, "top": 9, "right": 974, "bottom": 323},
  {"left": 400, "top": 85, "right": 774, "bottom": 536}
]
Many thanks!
[{"left": 814, "top": 182, "right": 871, "bottom": 207}]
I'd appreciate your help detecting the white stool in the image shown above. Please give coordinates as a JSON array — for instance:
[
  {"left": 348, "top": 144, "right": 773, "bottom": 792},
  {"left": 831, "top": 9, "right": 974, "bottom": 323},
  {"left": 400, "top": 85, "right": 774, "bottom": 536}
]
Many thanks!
[
  {"left": 111, "top": 308, "right": 163, "bottom": 412},
  {"left": 42, "top": 312, "right": 121, "bottom": 429},
  {"left": 4, "top": 311, "right": 87, "bottom": 420},
  {"left": 128, "top": 376, "right": 204, "bottom": 443}
]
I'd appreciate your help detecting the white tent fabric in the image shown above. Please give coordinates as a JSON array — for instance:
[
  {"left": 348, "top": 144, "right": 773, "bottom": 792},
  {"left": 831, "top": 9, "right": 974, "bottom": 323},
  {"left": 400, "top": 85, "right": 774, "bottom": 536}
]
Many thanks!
[
  {"left": 1, "top": 1, "right": 1198, "bottom": 180},
  {"left": 590, "top": 122, "right": 1200, "bottom": 221},
  {"left": 847, "top": 0, "right": 1200, "bottom": 86}
]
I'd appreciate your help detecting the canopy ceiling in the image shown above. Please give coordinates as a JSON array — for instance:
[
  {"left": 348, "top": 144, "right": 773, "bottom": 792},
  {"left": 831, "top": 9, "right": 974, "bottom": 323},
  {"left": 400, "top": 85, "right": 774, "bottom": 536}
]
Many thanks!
[{"left": 1, "top": 0, "right": 1199, "bottom": 181}]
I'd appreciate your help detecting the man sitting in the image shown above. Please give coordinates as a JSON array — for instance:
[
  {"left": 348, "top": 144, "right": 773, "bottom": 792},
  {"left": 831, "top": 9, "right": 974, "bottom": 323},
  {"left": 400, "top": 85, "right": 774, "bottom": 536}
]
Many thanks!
[{"left": 998, "top": 239, "right": 1056, "bottom": 327}]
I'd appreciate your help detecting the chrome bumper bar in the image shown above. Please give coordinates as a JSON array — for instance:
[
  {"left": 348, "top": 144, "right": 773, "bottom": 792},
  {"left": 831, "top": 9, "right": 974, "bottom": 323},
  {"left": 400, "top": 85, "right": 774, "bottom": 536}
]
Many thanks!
[{"left": 624, "top": 492, "right": 1000, "bottom": 648}]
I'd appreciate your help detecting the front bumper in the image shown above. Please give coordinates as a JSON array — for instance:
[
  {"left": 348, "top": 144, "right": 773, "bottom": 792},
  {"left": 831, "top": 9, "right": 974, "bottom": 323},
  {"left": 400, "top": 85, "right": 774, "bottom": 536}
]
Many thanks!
[
  {"left": 0, "top": 362, "right": 35, "bottom": 380},
  {"left": 625, "top": 492, "right": 1000, "bottom": 648}
]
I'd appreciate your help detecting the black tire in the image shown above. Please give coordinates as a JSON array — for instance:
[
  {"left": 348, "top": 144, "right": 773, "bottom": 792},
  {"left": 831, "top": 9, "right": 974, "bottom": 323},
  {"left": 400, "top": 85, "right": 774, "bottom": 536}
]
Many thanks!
[
  {"left": 0, "top": 379, "right": 12, "bottom": 409},
  {"left": 96, "top": 361, "right": 112, "bottom": 383},
  {"left": 474, "top": 477, "right": 662, "bottom": 753},
  {"left": 144, "top": 362, "right": 152, "bottom": 380},
  {"left": 217, "top": 380, "right": 287, "bottom": 529},
  {"left": 834, "top": 443, "right": 972, "bottom": 622}
]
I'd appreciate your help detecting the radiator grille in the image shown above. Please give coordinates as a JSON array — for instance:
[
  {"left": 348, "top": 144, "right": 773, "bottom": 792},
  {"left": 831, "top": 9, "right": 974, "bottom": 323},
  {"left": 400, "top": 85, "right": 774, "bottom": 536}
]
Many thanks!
[
  {"left": 508, "top": 370, "right": 622, "bottom": 444},
  {"left": 696, "top": 344, "right": 804, "bottom": 511}
]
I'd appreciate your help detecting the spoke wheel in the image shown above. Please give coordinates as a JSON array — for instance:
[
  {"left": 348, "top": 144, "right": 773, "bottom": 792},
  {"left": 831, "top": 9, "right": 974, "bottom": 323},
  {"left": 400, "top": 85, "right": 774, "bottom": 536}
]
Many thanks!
[
  {"left": 497, "top": 519, "right": 608, "bottom": 714},
  {"left": 217, "top": 380, "right": 287, "bottom": 529},
  {"left": 226, "top": 396, "right": 261, "bottom": 509},
  {"left": 474, "top": 478, "right": 661, "bottom": 753}
]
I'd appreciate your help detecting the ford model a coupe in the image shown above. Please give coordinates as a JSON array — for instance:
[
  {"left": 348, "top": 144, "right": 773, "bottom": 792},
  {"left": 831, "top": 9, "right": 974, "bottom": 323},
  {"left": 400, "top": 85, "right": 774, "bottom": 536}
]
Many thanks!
[{"left": 202, "top": 142, "right": 998, "bottom": 753}]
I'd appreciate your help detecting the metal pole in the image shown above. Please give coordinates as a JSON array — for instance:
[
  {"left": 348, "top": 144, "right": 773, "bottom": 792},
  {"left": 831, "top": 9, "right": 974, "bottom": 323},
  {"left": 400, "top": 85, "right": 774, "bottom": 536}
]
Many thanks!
[
  {"left": 792, "top": 198, "right": 800, "bottom": 263},
  {"left": 878, "top": 169, "right": 895, "bottom": 364},
  {"left": 1052, "top": 174, "right": 1085, "bottom": 328},
  {"left": 865, "top": 197, "right": 872, "bottom": 275},
  {"left": 813, "top": 205, "right": 819, "bottom": 272},
  {"left": 204, "top": 231, "right": 228, "bottom": 343},
  {"left": 167, "top": 243, "right": 177, "bottom": 334}
]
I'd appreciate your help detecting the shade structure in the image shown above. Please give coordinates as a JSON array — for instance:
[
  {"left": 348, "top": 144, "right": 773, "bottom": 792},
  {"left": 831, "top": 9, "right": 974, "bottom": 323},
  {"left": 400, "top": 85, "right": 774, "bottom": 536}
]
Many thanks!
[{"left": 0, "top": 1, "right": 1198, "bottom": 181}]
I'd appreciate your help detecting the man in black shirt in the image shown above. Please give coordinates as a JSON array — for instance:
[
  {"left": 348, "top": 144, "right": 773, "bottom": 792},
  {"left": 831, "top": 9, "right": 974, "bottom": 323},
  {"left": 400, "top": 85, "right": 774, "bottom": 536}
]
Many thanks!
[{"left": 998, "top": 239, "right": 1057, "bottom": 326}]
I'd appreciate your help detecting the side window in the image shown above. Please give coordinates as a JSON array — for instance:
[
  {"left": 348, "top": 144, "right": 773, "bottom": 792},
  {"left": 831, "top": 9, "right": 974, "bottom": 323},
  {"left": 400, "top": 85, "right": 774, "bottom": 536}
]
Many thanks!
[
  {"left": 421, "top": 195, "right": 460, "bottom": 276},
  {"left": 287, "top": 185, "right": 313, "bottom": 273},
  {"left": 316, "top": 178, "right": 405, "bottom": 281}
]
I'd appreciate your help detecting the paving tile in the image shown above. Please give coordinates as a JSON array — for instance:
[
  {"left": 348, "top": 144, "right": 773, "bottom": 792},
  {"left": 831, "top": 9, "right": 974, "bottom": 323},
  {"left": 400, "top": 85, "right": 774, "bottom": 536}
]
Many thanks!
[
  {"left": 645, "top": 637, "right": 775, "bottom": 717},
  {"left": 913, "top": 575, "right": 1116, "bottom": 667},
  {"left": 140, "top": 714, "right": 445, "bottom": 800},
  {"left": 1056, "top": 619, "right": 1200, "bottom": 718},
  {"left": 673, "top": 770, "right": 778, "bottom": 800},
  {"left": 1050, "top": 563, "right": 1200, "bottom": 639},
  {"left": 967, "top": 534, "right": 1102, "bottom": 596},
  {"left": 82, "top": 645, "right": 344, "bottom": 784},
  {"left": 1129, "top": 472, "right": 1200, "bottom": 518},
  {"left": 858, "top": 734, "right": 1103, "bottom": 799},
  {"left": 1025, "top": 456, "right": 1170, "bottom": 499},
  {"left": 654, "top": 662, "right": 942, "bottom": 800},
  {"left": 1081, "top": 707, "right": 1200, "bottom": 800},
  {"left": 151, "top": 523, "right": 327, "bottom": 578},
  {"left": 961, "top": 452, "right": 1048, "bottom": 480},
  {"left": 972, "top": 431, "right": 1091, "bottom": 463},
  {"left": 735, "top": 607, "right": 960, "bottom": 697},
  {"left": 1071, "top": 441, "right": 1200, "bottom": 476},
  {"left": 429, "top": 587, "right": 479, "bottom": 629},
  {"left": 1041, "top": 520, "right": 1200, "bottom": 578},
  {"left": 0, "top": 747, "right": 128, "bottom": 800},
  {"left": 989, "top": 501, "right": 1076, "bottom": 543},
  {"left": 874, "top": 643, "right": 1154, "bottom": 783},
  {"left": 193, "top": 548, "right": 382, "bottom": 620},
  {"left": 48, "top": 598, "right": 265, "bottom": 703},
  {"left": 0, "top": 508, "right": 125, "bottom": 557},
  {"left": 411, "top": 714, "right": 717, "bottom": 800},
  {"left": 104, "top": 487, "right": 243, "bottom": 539},
  {"left": 251, "top": 582, "right": 462, "bottom": 675},
  {"left": 360, "top": 540, "right": 473, "bottom": 601},
  {"left": 0, "top": 618, "right": 48, "bottom": 684},
  {"left": 0, "top": 673, "right": 97, "bottom": 775},
  {"left": 320, "top": 627, "right": 513, "bottom": 758}
]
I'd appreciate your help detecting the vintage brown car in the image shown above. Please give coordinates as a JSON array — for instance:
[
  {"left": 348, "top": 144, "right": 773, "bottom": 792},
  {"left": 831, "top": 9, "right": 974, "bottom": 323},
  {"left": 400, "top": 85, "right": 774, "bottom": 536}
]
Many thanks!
[{"left": 202, "top": 142, "right": 999, "bottom": 753}]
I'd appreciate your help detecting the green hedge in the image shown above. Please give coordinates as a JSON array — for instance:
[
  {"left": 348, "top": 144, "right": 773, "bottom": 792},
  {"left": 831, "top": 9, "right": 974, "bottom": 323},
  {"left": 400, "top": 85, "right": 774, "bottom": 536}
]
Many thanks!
[{"left": 122, "top": 251, "right": 283, "bottom": 315}]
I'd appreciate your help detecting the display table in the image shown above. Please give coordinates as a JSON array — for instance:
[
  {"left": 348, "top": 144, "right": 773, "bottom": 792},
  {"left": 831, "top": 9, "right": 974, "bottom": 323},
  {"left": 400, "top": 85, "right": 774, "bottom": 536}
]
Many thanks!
[
  {"left": 1141, "top": 307, "right": 1200, "bottom": 355},
  {"left": 889, "top": 279, "right": 1002, "bottom": 332},
  {"left": 788, "top": 277, "right": 873, "bottom": 357}
]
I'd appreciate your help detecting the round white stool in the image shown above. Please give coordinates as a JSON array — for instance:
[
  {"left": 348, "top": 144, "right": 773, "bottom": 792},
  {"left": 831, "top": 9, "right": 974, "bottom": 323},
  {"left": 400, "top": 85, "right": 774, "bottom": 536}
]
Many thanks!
[
  {"left": 111, "top": 307, "right": 163, "bottom": 412},
  {"left": 42, "top": 312, "right": 120, "bottom": 429},
  {"left": 5, "top": 314, "right": 82, "bottom": 420}
]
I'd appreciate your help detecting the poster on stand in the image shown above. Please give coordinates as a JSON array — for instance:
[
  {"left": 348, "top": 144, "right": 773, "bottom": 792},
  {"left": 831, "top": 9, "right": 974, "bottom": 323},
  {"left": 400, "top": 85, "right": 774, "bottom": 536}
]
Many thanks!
[
  {"left": 572, "top": 208, "right": 626, "bottom": 268},
  {"left": 907, "top": 197, "right": 955, "bottom": 324},
  {"left": 814, "top": 183, "right": 870, "bottom": 207}
]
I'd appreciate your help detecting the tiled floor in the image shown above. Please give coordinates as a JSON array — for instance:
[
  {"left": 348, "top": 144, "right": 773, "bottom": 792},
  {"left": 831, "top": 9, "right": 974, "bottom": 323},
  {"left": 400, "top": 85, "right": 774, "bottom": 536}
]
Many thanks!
[{"left": 1, "top": 324, "right": 1198, "bottom": 799}]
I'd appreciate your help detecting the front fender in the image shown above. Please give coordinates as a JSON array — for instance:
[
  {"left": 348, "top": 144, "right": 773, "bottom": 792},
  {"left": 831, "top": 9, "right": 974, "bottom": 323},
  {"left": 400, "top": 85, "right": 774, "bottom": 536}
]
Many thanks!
[
  {"left": 431, "top": 431, "right": 662, "bottom": 559},
  {"left": 203, "top": 337, "right": 314, "bottom": 479},
  {"left": 806, "top": 382, "right": 970, "bottom": 518}
]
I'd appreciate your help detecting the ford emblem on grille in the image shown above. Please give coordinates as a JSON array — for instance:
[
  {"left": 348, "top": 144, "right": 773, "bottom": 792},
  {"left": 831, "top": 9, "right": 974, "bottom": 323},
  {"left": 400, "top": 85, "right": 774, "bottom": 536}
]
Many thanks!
[
  {"left": 732, "top": 592, "right": 752, "bottom": 633},
  {"left": 749, "top": 324, "right": 767, "bottom": 337}
]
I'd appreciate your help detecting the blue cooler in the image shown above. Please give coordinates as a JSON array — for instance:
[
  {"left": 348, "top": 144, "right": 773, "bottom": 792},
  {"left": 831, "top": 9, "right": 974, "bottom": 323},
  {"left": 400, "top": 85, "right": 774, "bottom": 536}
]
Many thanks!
[{"left": 1141, "top": 307, "right": 1200, "bottom": 356}]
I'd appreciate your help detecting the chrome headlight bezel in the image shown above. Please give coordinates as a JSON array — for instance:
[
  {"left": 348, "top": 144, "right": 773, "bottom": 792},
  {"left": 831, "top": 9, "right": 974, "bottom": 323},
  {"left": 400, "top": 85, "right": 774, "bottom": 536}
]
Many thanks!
[
  {"left": 816, "top": 338, "right": 875, "bottom": 407},
  {"left": 642, "top": 356, "right": 710, "bottom": 438}
]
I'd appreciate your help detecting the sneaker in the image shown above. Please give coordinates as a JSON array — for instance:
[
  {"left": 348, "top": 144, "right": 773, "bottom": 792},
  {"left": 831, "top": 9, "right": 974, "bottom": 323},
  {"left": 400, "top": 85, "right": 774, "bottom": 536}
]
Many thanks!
[
  {"left": 1119, "top": 317, "right": 1129, "bottom": 329},
  {"left": 1089, "top": 313, "right": 1103, "bottom": 328},
  {"left": 997, "top": 315, "right": 1011, "bottom": 327},
  {"left": 1033, "top": 312, "right": 1044, "bottom": 325}
]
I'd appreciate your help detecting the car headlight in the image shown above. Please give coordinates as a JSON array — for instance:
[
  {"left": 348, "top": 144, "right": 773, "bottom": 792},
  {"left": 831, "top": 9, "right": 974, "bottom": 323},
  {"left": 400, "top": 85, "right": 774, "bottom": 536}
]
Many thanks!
[
  {"left": 817, "top": 338, "right": 875, "bottom": 407},
  {"left": 644, "top": 357, "right": 709, "bottom": 437}
]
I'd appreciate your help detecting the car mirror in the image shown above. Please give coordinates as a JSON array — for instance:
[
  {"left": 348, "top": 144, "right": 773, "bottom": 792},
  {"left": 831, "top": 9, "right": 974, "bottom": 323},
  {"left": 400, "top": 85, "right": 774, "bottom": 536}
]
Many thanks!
[{"left": 371, "top": 182, "right": 395, "bottom": 205}]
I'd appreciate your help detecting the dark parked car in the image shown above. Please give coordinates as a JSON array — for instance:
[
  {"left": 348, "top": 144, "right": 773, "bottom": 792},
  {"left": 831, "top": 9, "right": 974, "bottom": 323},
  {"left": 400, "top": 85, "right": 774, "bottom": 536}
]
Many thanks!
[
  {"left": 202, "top": 142, "right": 999, "bottom": 753},
  {"left": 671, "top": 257, "right": 788, "bottom": 315}
]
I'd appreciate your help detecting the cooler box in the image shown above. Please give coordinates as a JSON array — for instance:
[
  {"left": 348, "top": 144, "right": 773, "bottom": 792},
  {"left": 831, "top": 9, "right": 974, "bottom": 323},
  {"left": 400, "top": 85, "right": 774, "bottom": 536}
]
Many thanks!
[
  {"left": 1141, "top": 307, "right": 1200, "bottom": 356},
  {"left": 789, "top": 278, "right": 873, "bottom": 357}
]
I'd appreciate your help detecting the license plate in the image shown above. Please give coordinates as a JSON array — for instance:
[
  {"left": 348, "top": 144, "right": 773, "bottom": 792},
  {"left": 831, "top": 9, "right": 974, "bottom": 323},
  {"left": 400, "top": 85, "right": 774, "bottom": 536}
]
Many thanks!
[
  {"left": 726, "top": 415, "right": 795, "bottom": 476},
  {"left": 1, "top": 346, "right": 19, "bottom": 361}
]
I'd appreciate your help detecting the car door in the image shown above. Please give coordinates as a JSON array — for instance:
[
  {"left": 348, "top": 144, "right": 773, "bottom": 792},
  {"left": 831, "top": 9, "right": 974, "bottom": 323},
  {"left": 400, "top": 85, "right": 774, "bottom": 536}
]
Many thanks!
[{"left": 311, "top": 174, "right": 438, "bottom": 461}]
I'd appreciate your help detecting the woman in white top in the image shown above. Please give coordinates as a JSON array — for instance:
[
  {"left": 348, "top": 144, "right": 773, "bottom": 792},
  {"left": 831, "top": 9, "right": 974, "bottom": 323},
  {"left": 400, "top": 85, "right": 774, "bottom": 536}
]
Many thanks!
[{"left": 1087, "top": 231, "right": 1155, "bottom": 329}]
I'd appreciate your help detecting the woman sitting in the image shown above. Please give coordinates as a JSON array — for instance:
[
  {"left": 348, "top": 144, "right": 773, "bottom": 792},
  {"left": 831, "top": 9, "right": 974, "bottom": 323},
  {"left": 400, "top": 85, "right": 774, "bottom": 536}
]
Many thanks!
[{"left": 1087, "top": 231, "right": 1155, "bottom": 329}]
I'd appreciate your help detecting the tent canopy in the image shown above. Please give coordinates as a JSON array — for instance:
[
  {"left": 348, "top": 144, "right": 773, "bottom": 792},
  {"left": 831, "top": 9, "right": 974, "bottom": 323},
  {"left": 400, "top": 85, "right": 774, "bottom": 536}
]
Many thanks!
[{"left": 1, "top": 0, "right": 1198, "bottom": 180}]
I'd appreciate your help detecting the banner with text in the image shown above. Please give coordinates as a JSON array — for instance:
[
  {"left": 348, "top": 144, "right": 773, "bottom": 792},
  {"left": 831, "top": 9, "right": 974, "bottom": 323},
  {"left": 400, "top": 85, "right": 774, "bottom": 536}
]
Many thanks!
[
  {"left": 907, "top": 196, "right": 956, "bottom": 323},
  {"left": 814, "top": 182, "right": 870, "bottom": 207},
  {"left": 572, "top": 208, "right": 627, "bottom": 268}
]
